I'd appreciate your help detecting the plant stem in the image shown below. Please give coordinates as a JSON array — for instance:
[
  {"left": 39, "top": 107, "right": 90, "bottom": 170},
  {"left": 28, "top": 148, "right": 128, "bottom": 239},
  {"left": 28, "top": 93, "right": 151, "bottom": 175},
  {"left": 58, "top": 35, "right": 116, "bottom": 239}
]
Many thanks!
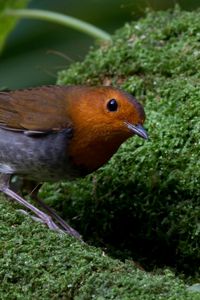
[{"left": 4, "top": 8, "right": 112, "bottom": 42}]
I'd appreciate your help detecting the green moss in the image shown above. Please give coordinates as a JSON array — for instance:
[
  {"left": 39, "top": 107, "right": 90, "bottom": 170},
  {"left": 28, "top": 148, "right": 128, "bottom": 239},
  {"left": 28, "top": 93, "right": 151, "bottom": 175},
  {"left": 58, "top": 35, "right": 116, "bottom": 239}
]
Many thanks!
[
  {"left": 1, "top": 7, "right": 200, "bottom": 298},
  {"left": 57, "top": 7, "right": 200, "bottom": 276},
  {"left": 0, "top": 198, "right": 199, "bottom": 299}
]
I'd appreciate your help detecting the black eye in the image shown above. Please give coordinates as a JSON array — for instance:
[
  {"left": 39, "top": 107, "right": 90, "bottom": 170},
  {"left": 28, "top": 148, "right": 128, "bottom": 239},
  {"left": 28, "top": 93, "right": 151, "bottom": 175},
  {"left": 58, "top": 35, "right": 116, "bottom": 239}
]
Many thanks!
[{"left": 107, "top": 99, "right": 118, "bottom": 112}]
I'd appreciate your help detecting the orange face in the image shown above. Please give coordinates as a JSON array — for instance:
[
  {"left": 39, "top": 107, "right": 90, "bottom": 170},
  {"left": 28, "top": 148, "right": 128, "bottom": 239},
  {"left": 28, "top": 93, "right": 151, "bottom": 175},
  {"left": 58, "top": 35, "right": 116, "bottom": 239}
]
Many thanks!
[
  {"left": 67, "top": 86, "right": 147, "bottom": 173},
  {"left": 68, "top": 86, "right": 146, "bottom": 139}
]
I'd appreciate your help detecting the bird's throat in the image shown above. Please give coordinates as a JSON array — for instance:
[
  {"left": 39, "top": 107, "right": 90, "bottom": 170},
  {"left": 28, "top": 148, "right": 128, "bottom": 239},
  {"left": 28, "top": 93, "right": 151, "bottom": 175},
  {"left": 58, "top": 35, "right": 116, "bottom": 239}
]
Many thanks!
[{"left": 68, "top": 134, "right": 127, "bottom": 174}]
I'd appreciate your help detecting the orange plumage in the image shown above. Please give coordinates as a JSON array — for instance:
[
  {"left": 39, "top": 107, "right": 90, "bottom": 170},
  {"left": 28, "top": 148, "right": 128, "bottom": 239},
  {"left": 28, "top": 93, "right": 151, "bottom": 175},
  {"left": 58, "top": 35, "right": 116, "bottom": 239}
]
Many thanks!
[{"left": 66, "top": 86, "right": 146, "bottom": 172}]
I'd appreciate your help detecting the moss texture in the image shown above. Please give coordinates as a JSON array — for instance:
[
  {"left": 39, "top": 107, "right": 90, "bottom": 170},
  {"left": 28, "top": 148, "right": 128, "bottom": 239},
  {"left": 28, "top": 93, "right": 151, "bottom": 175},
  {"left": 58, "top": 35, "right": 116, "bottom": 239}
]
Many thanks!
[
  {"left": 58, "top": 7, "right": 200, "bottom": 276},
  {"left": 0, "top": 198, "right": 199, "bottom": 299},
  {"left": 0, "top": 7, "right": 200, "bottom": 299}
]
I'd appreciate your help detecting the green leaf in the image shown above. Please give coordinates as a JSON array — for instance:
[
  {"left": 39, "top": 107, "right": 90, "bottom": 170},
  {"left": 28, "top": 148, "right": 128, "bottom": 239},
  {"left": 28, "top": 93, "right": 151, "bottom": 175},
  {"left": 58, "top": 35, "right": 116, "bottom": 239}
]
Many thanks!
[{"left": 0, "top": 0, "right": 29, "bottom": 53}]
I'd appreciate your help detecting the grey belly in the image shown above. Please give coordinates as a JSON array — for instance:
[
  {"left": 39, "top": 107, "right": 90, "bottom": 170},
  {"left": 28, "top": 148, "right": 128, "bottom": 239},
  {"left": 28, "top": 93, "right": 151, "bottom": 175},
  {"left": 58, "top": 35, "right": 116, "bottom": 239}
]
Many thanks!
[{"left": 0, "top": 128, "right": 79, "bottom": 181}]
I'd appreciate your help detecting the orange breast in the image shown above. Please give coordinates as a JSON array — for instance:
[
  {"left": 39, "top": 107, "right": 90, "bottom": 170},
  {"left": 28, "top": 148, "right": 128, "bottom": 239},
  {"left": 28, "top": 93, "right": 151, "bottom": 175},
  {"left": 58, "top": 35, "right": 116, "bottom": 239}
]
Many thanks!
[{"left": 68, "top": 132, "right": 129, "bottom": 173}]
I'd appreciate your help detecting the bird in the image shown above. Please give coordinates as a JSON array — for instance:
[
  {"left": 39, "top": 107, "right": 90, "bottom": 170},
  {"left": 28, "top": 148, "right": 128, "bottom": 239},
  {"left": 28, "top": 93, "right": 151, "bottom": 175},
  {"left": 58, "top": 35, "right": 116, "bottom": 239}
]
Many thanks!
[{"left": 0, "top": 85, "right": 148, "bottom": 240}]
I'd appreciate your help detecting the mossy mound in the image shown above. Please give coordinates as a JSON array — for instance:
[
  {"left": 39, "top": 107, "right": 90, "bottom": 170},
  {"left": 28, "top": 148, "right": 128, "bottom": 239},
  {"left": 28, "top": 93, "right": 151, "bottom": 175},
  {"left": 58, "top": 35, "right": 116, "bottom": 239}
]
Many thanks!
[
  {"left": 57, "top": 7, "right": 200, "bottom": 276},
  {"left": 0, "top": 199, "right": 199, "bottom": 299},
  {"left": 1, "top": 7, "right": 200, "bottom": 299}
]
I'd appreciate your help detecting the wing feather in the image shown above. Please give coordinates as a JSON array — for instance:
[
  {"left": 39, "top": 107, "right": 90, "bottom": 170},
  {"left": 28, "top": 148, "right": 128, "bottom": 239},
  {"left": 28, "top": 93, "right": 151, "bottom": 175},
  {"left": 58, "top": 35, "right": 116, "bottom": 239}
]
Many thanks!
[{"left": 0, "top": 85, "right": 72, "bottom": 132}]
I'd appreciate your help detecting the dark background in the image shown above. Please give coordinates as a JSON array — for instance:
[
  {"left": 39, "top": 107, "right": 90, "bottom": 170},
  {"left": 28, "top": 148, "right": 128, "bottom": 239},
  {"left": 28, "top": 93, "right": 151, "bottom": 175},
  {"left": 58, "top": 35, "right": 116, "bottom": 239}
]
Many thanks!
[{"left": 0, "top": 0, "right": 200, "bottom": 89}]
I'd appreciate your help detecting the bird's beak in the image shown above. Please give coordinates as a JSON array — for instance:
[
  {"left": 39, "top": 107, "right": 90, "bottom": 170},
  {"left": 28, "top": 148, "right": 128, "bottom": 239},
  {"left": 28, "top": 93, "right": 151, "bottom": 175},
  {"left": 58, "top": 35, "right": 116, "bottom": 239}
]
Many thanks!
[{"left": 125, "top": 122, "right": 148, "bottom": 140}]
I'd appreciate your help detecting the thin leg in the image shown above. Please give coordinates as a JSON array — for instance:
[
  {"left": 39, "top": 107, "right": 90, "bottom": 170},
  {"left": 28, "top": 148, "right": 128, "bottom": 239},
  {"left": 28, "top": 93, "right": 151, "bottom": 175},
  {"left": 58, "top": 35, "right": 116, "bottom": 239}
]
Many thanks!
[
  {"left": 0, "top": 174, "right": 82, "bottom": 240},
  {"left": 36, "top": 197, "right": 82, "bottom": 239},
  {"left": 4, "top": 188, "right": 62, "bottom": 231},
  {"left": 28, "top": 182, "right": 82, "bottom": 240}
]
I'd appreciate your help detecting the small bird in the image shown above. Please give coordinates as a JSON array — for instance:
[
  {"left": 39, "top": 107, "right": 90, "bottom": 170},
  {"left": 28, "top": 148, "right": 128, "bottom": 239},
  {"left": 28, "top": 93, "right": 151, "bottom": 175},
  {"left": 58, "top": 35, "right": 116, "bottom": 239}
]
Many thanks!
[{"left": 0, "top": 85, "right": 147, "bottom": 239}]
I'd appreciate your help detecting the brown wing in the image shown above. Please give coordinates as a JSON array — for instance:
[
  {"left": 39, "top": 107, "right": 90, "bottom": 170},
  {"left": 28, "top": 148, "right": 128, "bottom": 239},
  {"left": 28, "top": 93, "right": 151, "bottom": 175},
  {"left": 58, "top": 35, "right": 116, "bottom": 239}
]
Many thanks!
[{"left": 0, "top": 85, "right": 72, "bottom": 132}]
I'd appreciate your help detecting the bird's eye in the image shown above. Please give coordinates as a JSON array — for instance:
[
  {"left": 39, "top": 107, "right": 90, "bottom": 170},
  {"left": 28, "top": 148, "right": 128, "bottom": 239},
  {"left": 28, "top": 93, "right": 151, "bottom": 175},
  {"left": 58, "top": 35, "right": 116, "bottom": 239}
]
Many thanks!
[{"left": 107, "top": 99, "right": 118, "bottom": 112}]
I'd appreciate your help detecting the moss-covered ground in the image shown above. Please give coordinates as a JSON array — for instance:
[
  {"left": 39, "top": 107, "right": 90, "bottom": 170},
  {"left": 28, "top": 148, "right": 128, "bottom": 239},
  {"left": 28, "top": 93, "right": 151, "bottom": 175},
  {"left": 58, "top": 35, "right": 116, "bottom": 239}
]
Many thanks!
[
  {"left": 57, "top": 6, "right": 200, "bottom": 276},
  {"left": 0, "top": 7, "right": 200, "bottom": 299},
  {"left": 1, "top": 198, "right": 199, "bottom": 299}
]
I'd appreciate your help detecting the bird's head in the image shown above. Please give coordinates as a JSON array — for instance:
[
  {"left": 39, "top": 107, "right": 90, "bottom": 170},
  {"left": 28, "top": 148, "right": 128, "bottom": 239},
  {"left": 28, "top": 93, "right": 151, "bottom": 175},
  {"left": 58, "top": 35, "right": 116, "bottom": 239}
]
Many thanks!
[{"left": 66, "top": 86, "right": 148, "bottom": 173}]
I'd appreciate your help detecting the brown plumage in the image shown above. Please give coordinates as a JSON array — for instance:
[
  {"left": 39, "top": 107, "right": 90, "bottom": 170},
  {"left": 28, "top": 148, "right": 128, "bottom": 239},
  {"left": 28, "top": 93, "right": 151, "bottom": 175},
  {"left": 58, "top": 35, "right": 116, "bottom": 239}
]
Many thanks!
[{"left": 0, "top": 86, "right": 71, "bottom": 131}]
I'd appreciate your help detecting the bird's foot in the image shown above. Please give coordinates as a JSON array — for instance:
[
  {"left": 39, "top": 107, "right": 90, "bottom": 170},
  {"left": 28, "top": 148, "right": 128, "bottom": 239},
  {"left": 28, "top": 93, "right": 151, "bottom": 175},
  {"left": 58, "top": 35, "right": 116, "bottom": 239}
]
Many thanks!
[
  {"left": 33, "top": 196, "right": 82, "bottom": 240},
  {"left": 17, "top": 208, "right": 82, "bottom": 240},
  {"left": 10, "top": 191, "right": 83, "bottom": 240},
  {"left": 0, "top": 174, "right": 82, "bottom": 241},
  {"left": 17, "top": 209, "right": 82, "bottom": 240},
  {"left": 17, "top": 208, "right": 62, "bottom": 232}
]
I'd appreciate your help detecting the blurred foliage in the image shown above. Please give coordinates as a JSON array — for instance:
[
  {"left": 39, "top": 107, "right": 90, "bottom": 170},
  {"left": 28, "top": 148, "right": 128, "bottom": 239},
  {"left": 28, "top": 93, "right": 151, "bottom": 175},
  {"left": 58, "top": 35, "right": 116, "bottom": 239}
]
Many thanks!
[
  {"left": 1, "top": 0, "right": 200, "bottom": 88},
  {"left": 0, "top": 0, "right": 29, "bottom": 53},
  {"left": 52, "top": 7, "right": 200, "bottom": 277}
]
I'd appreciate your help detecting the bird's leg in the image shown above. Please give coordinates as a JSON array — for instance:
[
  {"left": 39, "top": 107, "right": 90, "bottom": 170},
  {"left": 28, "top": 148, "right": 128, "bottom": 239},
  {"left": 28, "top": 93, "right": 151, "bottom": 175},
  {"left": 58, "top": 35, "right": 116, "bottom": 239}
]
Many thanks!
[
  {"left": 0, "top": 174, "right": 69, "bottom": 235},
  {"left": 30, "top": 183, "right": 82, "bottom": 240},
  {"left": 0, "top": 174, "right": 60, "bottom": 231}
]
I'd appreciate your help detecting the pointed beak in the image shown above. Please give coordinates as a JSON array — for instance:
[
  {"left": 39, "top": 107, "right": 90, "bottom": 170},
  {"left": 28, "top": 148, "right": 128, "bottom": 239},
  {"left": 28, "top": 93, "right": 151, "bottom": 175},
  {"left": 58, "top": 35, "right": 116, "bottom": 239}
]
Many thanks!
[{"left": 125, "top": 122, "right": 148, "bottom": 140}]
